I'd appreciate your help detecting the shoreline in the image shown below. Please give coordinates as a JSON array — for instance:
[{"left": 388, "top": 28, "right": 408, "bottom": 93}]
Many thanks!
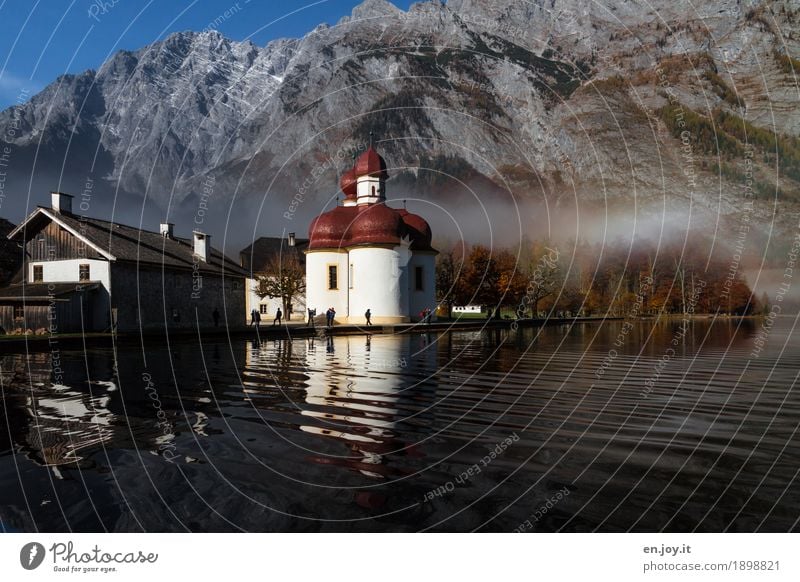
[
  {"left": 0, "top": 316, "right": 619, "bottom": 350},
  {"left": 0, "top": 314, "right": 770, "bottom": 351}
]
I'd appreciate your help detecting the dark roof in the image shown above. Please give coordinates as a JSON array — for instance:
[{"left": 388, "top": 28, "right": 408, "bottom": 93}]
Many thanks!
[
  {"left": 9, "top": 209, "right": 248, "bottom": 277},
  {"left": 239, "top": 237, "right": 308, "bottom": 275},
  {"left": 0, "top": 282, "right": 99, "bottom": 301},
  {"left": 0, "top": 218, "right": 21, "bottom": 285}
]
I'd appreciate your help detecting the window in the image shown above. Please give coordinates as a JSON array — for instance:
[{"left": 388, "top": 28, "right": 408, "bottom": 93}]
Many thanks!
[
  {"left": 260, "top": 304, "right": 268, "bottom": 314},
  {"left": 33, "top": 265, "right": 43, "bottom": 282},
  {"left": 13, "top": 306, "right": 24, "bottom": 319},
  {"left": 79, "top": 264, "right": 90, "bottom": 281},
  {"left": 328, "top": 265, "right": 338, "bottom": 290},
  {"left": 415, "top": 266, "right": 424, "bottom": 291}
]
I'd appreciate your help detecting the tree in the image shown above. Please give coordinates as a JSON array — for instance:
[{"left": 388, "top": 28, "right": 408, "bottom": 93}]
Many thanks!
[
  {"left": 461, "top": 245, "right": 502, "bottom": 309},
  {"left": 523, "top": 243, "right": 561, "bottom": 317},
  {"left": 495, "top": 249, "right": 526, "bottom": 310},
  {"left": 254, "top": 253, "right": 306, "bottom": 321},
  {"left": 436, "top": 248, "right": 461, "bottom": 318}
]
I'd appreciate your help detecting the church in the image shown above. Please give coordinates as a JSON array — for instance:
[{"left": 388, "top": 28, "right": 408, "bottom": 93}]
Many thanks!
[{"left": 306, "top": 145, "right": 437, "bottom": 324}]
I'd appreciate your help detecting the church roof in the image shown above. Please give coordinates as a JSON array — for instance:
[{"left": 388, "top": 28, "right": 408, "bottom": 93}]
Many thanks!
[
  {"left": 354, "top": 146, "right": 389, "bottom": 180},
  {"left": 340, "top": 167, "right": 358, "bottom": 199},
  {"left": 308, "top": 203, "right": 434, "bottom": 252},
  {"left": 310, "top": 144, "right": 434, "bottom": 252}
]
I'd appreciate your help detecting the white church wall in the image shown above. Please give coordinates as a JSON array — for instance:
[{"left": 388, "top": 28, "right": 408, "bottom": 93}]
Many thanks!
[
  {"left": 348, "top": 246, "right": 407, "bottom": 324},
  {"left": 306, "top": 250, "right": 349, "bottom": 320}
]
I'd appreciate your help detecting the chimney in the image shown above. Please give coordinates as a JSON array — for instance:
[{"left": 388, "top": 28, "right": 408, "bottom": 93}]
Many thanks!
[
  {"left": 160, "top": 222, "right": 174, "bottom": 238},
  {"left": 288, "top": 232, "right": 296, "bottom": 247},
  {"left": 193, "top": 231, "right": 211, "bottom": 262},
  {"left": 51, "top": 192, "right": 73, "bottom": 214}
]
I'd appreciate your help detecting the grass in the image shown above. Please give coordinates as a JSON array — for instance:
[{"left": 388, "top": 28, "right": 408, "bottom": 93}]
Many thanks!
[{"left": 774, "top": 49, "right": 800, "bottom": 75}]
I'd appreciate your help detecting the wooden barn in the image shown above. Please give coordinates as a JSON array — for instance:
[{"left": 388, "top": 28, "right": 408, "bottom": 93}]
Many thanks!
[{"left": 1, "top": 192, "right": 247, "bottom": 333}]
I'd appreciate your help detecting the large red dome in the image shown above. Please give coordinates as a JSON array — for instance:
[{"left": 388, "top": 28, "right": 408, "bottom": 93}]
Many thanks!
[
  {"left": 348, "top": 203, "right": 402, "bottom": 246},
  {"left": 354, "top": 146, "right": 389, "bottom": 179},
  {"left": 308, "top": 206, "right": 355, "bottom": 250},
  {"left": 309, "top": 204, "right": 435, "bottom": 251}
]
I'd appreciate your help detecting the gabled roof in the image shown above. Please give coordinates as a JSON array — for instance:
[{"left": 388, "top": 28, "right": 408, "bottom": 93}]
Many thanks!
[
  {"left": 240, "top": 236, "right": 308, "bottom": 275},
  {"left": 9, "top": 208, "right": 247, "bottom": 277}
]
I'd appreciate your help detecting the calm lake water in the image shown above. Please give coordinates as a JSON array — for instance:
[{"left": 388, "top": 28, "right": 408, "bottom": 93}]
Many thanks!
[{"left": 1, "top": 317, "right": 798, "bottom": 532}]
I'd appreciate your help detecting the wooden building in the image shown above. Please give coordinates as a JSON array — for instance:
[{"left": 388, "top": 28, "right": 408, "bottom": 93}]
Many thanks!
[{"left": 1, "top": 192, "right": 247, "bottom": 333}]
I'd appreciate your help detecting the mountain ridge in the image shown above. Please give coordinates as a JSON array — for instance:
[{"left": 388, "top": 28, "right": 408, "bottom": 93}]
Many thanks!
[{"left": 0, "top": 0, "right": 797, "bottom": 254}]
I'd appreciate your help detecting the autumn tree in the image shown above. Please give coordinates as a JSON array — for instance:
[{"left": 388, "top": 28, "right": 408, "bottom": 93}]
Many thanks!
[
  {"left": 518, "top": 242, "right": 560, "bottom": 317},
  {"left": 436, "top": 248, "right": 463, "bottom": 318},
  {"left": 254, "top": 253, "right": 306, "bottom": 321},
  {"left": 495, "top": 249, "right": 526, "bottom": 309}
]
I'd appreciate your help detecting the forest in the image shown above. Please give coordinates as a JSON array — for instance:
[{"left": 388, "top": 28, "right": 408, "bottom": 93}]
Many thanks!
[{"left": 435, "top": 234, "right": 760, "bottom": 320}]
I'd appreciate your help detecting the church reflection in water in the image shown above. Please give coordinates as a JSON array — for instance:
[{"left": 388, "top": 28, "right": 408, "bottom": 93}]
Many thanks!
[{"left": 243, "top": 333, "right": 438, "bottom": 481}]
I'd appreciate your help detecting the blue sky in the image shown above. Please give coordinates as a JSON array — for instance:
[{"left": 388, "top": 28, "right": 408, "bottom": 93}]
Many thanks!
[{"left": 0, "top": 0, "right": 416, "bottom": 109}]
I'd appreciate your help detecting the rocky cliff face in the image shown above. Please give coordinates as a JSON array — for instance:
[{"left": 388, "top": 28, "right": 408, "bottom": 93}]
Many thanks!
[{"left": 0, "top": 0, "right": 797, "bottom": 254}]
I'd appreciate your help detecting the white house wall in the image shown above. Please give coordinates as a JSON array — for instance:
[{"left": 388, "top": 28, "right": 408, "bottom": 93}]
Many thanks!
[
  {"left": 245, "top": 277, "right": 306, "bottom": 322},
  {"left": 31, "top": 259, "right": 112, "bottom": 328},
  {"left": 31, "top": 259, "right": 111, "bottom": 291}
]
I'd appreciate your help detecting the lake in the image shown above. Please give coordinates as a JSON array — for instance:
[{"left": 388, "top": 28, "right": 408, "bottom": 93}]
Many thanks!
[{"left": 1, "top": 317, "right": 798, "bottom": 532}]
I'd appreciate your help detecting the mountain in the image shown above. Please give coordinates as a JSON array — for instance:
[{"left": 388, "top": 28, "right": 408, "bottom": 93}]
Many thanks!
[{"left": 0, "top": 0, "right": 798, "bottom": 257}]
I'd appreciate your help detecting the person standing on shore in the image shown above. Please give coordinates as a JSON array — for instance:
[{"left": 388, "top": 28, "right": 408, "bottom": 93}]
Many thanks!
[
  {"left": 365, "top": 309, "right": 372, "bottom": 326},
  {"left": 273, "top": 308, "right": 282, "bottom": 326},
  {"left": 329, "top": 307, "right": 336, "bottom": 328},
  {"left": 251, "top": 309, "right": 258, "bottom": 327}
]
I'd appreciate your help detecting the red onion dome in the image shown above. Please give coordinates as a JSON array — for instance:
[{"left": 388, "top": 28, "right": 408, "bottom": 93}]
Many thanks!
[
  {"left": 348, "top": 203, "right": 402, "bottom": 246},
  {"left": 401, "top": 212, "right": 434, "bottom": 250},
  {"left": 354, "top": 146, "right": 389, "bottom": 180},
  {"left": 340, "top": 167, "right": 357, "bottom": 199},
  {"left": 308, "top": 206, "right": 357, "bottom": 250}
]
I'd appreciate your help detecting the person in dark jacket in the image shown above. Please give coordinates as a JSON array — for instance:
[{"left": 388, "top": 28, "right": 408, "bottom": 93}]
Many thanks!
[
  {"left": 365, "top": 309, "right": 372, "bottom": 326},
  {"left": 273, "top": 308, "right": 282, "bottom": 326}
]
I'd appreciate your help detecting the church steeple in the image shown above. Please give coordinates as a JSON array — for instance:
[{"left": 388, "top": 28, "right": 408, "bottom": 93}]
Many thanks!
[{"left": 353, "top": 143, "right": 388, "bottom": 205}]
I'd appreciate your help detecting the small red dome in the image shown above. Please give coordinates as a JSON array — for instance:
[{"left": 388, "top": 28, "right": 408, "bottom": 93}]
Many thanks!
[
  {"left": 308, "top": 206, "right": 356, "bottom": 250},
  {"left": 402, "top": 212, "right": 433, "bottom": 250},
  {"left": 348, "top": 203, "right": 402, "bottom": 246},
  {"left": 354, "top": 146, "right": 389, "bottom": 180},
  {"left": 340, "top": 167, "right": 357, "bottom": 199}
]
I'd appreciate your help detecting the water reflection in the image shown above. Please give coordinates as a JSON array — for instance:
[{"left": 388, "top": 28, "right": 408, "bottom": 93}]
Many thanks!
[
  {"left": 242, "top": 334, "right": 438, "bottom": 481},
  {"left": 0, "top": 318, "right": 798, "bottom": 532}
]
